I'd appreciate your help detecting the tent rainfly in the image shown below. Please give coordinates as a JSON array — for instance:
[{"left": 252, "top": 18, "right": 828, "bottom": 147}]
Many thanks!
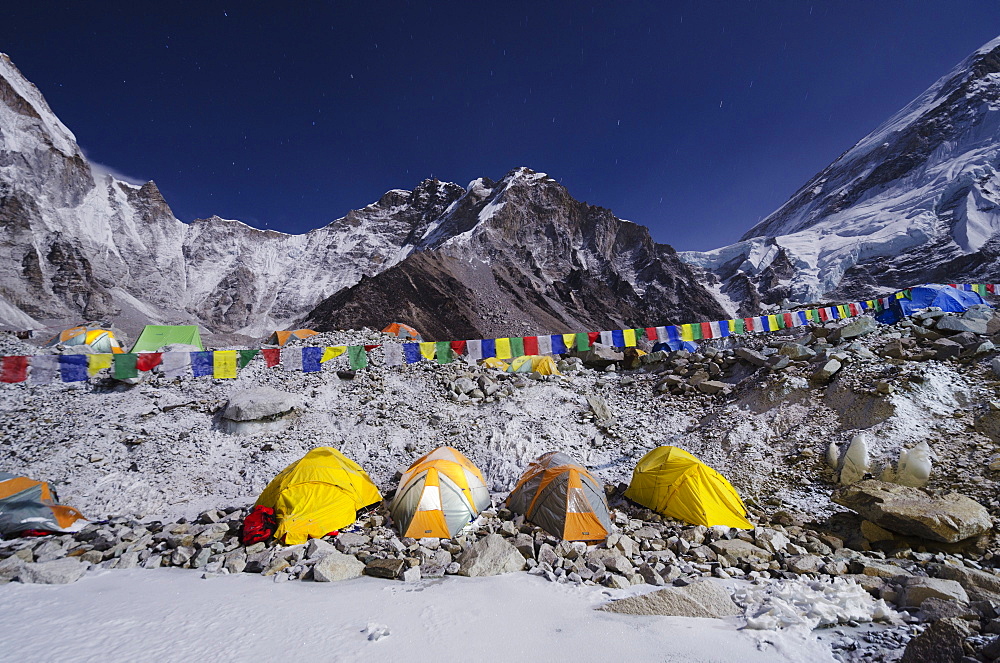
[
  {"left": 0, "top": 472, "right": 86, "bottom": 537},
  {"left": 507, "top": 355, "right": 561, "bottom": 375},
  {"left": 389, "top": 447, "right": 491, "bottom": 538},
  {"left": 45, "top": 327, "right": 125, "bottom": 354},
  {"left": 876, "top": 284, "right": 989, "bottom": 325},
  {"left": 506, "top": 451, "right": 611, "bottom": 542},
  {"left": 382, "top": 322, "right": 422, "bottom": 342},
  {"left": 130, "top": 325, "right": 204, "bottom": 353},
  {"left": 255, "top": 447, "right": 382, "bottom": 544},
  {"left": 625, "top": 446, "right": 753, "bottom": 529},
  {"left": 265, "top": 329, "right": 319, "bottom": 346}
]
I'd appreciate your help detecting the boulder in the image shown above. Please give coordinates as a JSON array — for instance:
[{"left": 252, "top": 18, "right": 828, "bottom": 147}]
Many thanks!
[
  {"left": 364, "top": 558, "right": 406, "bottom": 579},
  {"left": 899, "top": 577, "right": 970, "bottom": 608},
  {"left": 785, "top": 554, "right": 825, "bottom": 575},
  {"left": 709, "top": 539, "right": 772, "bottom": 562},
  {"left": 811, "top": 359, "right": 842, "bottom": 384},
  {"left": 20, "top": 557, "right": 87, "bottom": 584},
  {"left": 695, "top": 380, "right": 729, "bottom": 395},
  {"left": 936, "top": 316, "right": 988, "bottom": 335},
  {"left": 312, "top": 550, "right": 366, "bottom": 582},
  {"left": 735, "top": 348, "right": 768, "bottom": 367},
  {"left": 932, "top": 563, "right": 1000, "bottom": 603},
  {"left": 222, "top": 387, "right": 303, "bottom": 422},
  {"left": 0, "top": 555, "right": 24, "bottom": 583},
  {"left": 832, "top": 480, "right": 993, "bottom": 543},
  {"left": 899, "top": 617, "right": 971, "bottom": 663},
  {"left": 837, "top": 316, "right": 877, "bottom": 340},
  {"left": 931, "top": 338, "right": 963, "bottom": 360},
  {"left": 778, "top": 343, "right": 815, "bottom": 360},
  {"left": 457, "top": 534, "right": 525, "bottom": 577},
  {"left": 598, "top": 579, "right": 740, "bottom": 618}
]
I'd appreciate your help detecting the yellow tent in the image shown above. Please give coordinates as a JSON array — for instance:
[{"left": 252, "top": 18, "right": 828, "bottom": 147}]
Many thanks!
[
  {"left": 255, "top": 447, "right": 382, "bottom": 544},
  {"left": 46, "top": 327, "right": 125, "bottom": 354},
  {"left": 506, "top": 451, "right": 611, "bottom": 542},
  {"left": 625, "top": 446, "right": 753, "bottom": 529},
  {"left": 389, "top": 447, "right": 491, "bottom": 538},
  {"left": 507, "top": 355, "right": 561, "bottom": 375},
  {"left": 481, "top": 357, "right": 509, "bottom": 371}
]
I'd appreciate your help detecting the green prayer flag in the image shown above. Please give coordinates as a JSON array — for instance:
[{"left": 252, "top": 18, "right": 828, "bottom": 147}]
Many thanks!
[
  {"left": 348, "top": 345, "right": 368, "bottom": 370},
  {"left": 238, "top": 349, "right": 259, "bottom": 369},
  {"left": 732, "top": 319, "right": 745, "bottom": 334},
  {"left": 575, "top": 332, "right": 590, "bottom": 351},
  {"left": 113, "top": 353, "right": 138, "bottom": 380},
  {"left": 509, "top": 337, "right": 525, "bottom": 357},
  {"left": 435, "top": 341, "right": 452, "bottom": 364}
]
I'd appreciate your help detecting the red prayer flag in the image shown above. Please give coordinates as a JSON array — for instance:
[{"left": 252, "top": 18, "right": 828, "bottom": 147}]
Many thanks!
[
  {"left": 783, "top": 312, "right": 794, "bottom": 328},
  {"left": 262, "top": 348, "right": 281, "bottom": 368},
  {"left": 644, "top": 327, "right": 656, "bottom": 341},
  {"left": 587, "top": 331, "right": 600, "bottom": 345},
  {"left": 743, "top": 317, "right": 754, "bottom": 332},
  {"left": 818, "top": 308, "right": 829, "bottom": 321},
  {"left": 364, "top": 344, "right": 380, "bottom": 352},
  {"left": 522, "top": 336, "right": 538, "bottom": 355},
  {"left": 699, "top": 322, "right": 712, "bottom": 339},
  {"left": 135, "top": 353, "right": 162, "bottom": 372},
  {"left": 0, "top": 356, "right": 28, "bottom": 383}
]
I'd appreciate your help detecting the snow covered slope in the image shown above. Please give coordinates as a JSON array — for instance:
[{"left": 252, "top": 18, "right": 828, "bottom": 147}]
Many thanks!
[{"left": 680, "top": 36, "right": 1000, "bottom": 313}]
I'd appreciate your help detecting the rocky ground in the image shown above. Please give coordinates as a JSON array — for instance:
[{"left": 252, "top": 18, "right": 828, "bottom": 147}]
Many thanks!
[{"left": 1, "top": 303, "right": 1000, "bottom": 662}]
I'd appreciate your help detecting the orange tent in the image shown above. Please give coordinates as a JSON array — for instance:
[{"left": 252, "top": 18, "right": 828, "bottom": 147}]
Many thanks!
[
  {"left": 389, "top": 447, "right": 491, "bottom": 538},
  {"left": 0, "top": 472, "right": 86, "bottom": 537},
  {"left": 382, "top": 322, "right": 422, "bottom": 342},
  {"left": 506, "top": 452, "right": 611, "bottom": 542},
  {"left": 46, "top": 327, "right": 125, "bottom": 353},
  {"left": 266, "top": 329, "right": 319, "bottom": 346}
]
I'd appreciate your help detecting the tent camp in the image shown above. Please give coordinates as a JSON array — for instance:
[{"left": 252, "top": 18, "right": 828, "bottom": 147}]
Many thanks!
[
  {"left": 506, "top": 451, "right": 611, "bottom": 542},
  {"left": 481, "top": 357, "right": 509, "bottom": 371},
  {"left": 45, "top": 327, "right": 125, "bottom": 354},
  {"left": 382, "top": 322, "right": 422, "bottom": 342},
  {"left": 625, "top": 446, "right": 753, "bottom": 529},
  {"left": 255, "top": 447, "right": 382, "bottom": 544},
  {"left": 265, "top": 329, "right": 318, "bottom": 346},
  {"left": 131, "top": 325, "right": 204, "bottom": 353},
  {"left": 507, "top": 355, "right": 561, "bottom": 375},
  {"left": 0, "top": 472, "right": 86, "bottom": 537},
  {"left": 389, "top": 447, "right": 491, "bottom": 538},
  {"left": 876, "top": 285, "right": 989, "bottom": 325}
]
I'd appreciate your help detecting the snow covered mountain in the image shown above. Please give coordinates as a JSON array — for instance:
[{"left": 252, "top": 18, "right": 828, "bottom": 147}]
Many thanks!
[
  {"left": 0, "top": 53, "right": 724, "bottom": 340},
  {"left": 680, "top": 36, "right": 1000, "bottom": 314},
  {"left": 303, "top": 169, "right": 726, "bottom": 338}
]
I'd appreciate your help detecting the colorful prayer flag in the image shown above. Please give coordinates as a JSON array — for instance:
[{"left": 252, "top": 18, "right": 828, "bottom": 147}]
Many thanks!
[
  {"left": 262, "top": 348, "right": 281, "bottom": 368},
  {"left": 436, "top": 341, "right": 452, "bottom": 364},
  {"left": 301, "top": 347, "right": 323, "bottom": 372},
  {"left": 59, "top": 355, "right": 88, "bottom": 382},
  {"left": 112, "top": 353, "right": 138, "bottom": 380},
  {"left": 214, "top": 350, "right": 238, "bottom": 378},
  {"left": 238, "top": 349, "right": 259, "bottom": 369},
  {"left": 87, "top": 354, "right": 113, "bottom": 377},
  {"left": 191, "top": 352, "right": 214, "bottom": 377},
  {"left": 495, "top": 338, "right": 512, "bottom": 359},
  {"left": 136, "top": 353, "right": 162, "bottom": 372},
  {"left": 403, "top": 343, "right": 422, "bottom": 363}
]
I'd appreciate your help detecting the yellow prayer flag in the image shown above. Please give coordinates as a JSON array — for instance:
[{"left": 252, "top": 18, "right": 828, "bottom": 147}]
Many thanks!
[
  {"left": 321, "top": 346, "right": 346, "bottom": 363},
  {"left": 419, "top": 342, "right": 436, "bottom": 360},
  {"left": 680, "top": 324, "right": 694, "bottom": 342},
  {"left": 623, "top": 328, "right": 636, "bottom": 347},
  {"left": 88, "top": 353, "right": 113, "bottom": 376},
  {"left": 495, "top": 338, "right": 512, "bottom": 359},
  {"left": 767, "top": 314, "right": 779, "bottom": 330},
  {"left": 562, "top": 333, "right": 575, "bottom": 349},
  {"left": 213, "top": 350, "right": 238, "bottom": 379}
]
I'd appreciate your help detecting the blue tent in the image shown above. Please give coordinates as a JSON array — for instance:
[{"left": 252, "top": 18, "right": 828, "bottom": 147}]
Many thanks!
[
  {"left": 652, "top": 340, "right": 699, "bottom": 353},
  {"left": 876, "top": 285, "right": 989, "bottom": 324}
]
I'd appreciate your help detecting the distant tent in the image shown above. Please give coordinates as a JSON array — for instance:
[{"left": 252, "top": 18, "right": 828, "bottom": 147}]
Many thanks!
[
  {"left": 382, "top": 322, "right": 422, "bottom": 342},
  {"left": 0, "top": 472, "right": 86, "bottom": 537},
  {"left": 45, "top": 327, "right": 125, "bottom": 354},
  {"left": 481, "top": 357, "right": 510, "bottom": 371},
  {"left": 652, "top": 340, "right": 699, "bottom": 353},
  {"left": 389, "top": 447, "right": 491, "bottom": 539},
  {"left": 507, "top": 355, "right": 561, "bottom": 375},
  {"left": 265, "top": 329, "right": 319, "bottom": 346},
  {"left": 625, "top": 446, "right": 753, "bottom": 529},
  {"left": 131, "top": 325, "right": 204, "bottom": 353},
  {"left": 876, "top": 285, "right": 989, "bottom": 325},
  {"left": 255, "top": 447, "right": 382, "bottom": 545},
  {"left": 506, "top": 451, "right": 611, "bottom": 542}
]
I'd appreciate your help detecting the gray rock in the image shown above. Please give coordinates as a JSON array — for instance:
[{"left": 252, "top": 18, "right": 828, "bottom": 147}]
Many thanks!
[
  {"left": 838, "top": 316, "right": 877, "bottom": 339},
  {"left": 899, "top": 617, "right": 971, "bottom": 663},
  {"left": 753, "top": 528, "right": 790, "bottom": 554},
  {"left": 811, "top": 359, "right": 842, "bottom": 383},
  {"left": 401, "top": 566, "right": 421, "bottom": 582},
  {"left": 832, "top": 480, "right": 993, "bottom": 543},
  {"left": 785, "top": 554, "right": 825, "bottom": 575},
  {"left": 312, "top": 549, "right": 366, "bottom": 582},
  {"left": 0, "top": 555, "right": 25, "bottom": 583},
  {"left": 709, "top": 539, "right": 772, "bottom": 562},
  {"left": 931, "top": 338, "right": 963, "bottom": 360},
  {"left": 586, "top": 395, "right": 614, "bottom": 423},
  {"left": 222, "top": 387, "right": 303, "bottom": 422},
  {"left": 335, "top": 532, "right": 371, "bottom": 551},
  {"left": 936, "top": 316, "right": 988, "bottom": 335},
  {"left": 365, "top": 558, "right": 406, "bottom": 579},
  {"left": 899, "top": 577, "right": 970, "bottom": 609},
  {"left": 20, "top": 557, "right": 87, "bottom": 584},
  {"left": 457, "top": 533, "right": 526, "bottom": 577},
  {"left": 306, "top": 539, "right": 337, "bottom": 559},
  {"left": 599, "top": 579, "right": 740, "bottom": 618},
  {"left": 918, "top": 597, "right": 979, "bottom": 622},
  {"left": 735, "top": 348, "right": 769, "bottom": 367},
  {"left": 932, "top": 563, "right": 1000, "bottom": 603},
  {"left": 778, "top": 343, "right": 815, "bottom": 360},
  {"left": 695, "top": 380, "right": 729, "bottom": 395}
]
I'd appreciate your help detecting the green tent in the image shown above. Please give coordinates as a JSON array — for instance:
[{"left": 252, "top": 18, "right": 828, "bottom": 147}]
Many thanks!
[{"left": 131, "top": 325, "right": 204, "bottom": 353}]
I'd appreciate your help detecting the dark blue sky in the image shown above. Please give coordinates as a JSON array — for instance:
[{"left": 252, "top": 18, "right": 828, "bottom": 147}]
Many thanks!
[{"left": 3, "top": 2, "right": 1000, "bottom": 250}]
